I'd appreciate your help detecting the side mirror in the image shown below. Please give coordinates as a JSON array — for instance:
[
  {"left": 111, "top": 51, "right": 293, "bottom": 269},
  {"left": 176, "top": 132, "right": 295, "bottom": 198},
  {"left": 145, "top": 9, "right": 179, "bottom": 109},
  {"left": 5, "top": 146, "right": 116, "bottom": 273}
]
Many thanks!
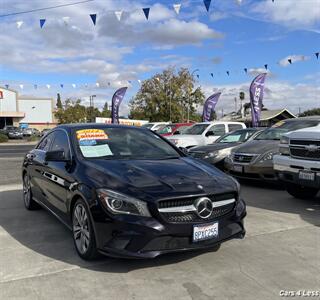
[
  {"left": 205, "top": 131, "right": 215, "bottom": 137},
  {"left": 179, "top": 147, "right": 189, "bottom": 155},
  {"left": 45, "top": 150, "right": 69, "bottom": 162},
  {"left": 173, "top": 130, "right": 180, "bottom": 135}
]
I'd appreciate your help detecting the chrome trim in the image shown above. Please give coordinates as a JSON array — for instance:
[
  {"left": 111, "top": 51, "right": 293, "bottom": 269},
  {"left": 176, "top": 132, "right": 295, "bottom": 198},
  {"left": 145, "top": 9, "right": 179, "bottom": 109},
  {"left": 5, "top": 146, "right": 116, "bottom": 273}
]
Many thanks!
[{"left": 158, "top": 198, "right": 236, "bottom": 213}]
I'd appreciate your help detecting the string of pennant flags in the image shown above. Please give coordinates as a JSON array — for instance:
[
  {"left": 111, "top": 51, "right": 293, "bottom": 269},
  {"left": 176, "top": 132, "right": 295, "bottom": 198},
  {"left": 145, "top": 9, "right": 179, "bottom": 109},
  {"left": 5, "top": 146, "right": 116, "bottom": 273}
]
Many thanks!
[
  {"left": 6, "top": 0, "right": 280, "bottom": 29},
  {"left": 1, "top": 49, "right": 318, "bottom": 91}
]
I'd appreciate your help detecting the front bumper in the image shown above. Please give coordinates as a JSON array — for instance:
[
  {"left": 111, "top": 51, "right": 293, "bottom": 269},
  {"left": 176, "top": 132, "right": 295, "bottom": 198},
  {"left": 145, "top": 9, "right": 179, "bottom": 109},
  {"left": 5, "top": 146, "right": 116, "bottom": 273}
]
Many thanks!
[
  {"left": 93, "top": 199, "right": 246, "bottom": 259},
  {"left": 274, "top": 155, "right": 320, "bottom": 188},
  {"left": 224, "top": 158, "right": 276, "bottom": 181}
]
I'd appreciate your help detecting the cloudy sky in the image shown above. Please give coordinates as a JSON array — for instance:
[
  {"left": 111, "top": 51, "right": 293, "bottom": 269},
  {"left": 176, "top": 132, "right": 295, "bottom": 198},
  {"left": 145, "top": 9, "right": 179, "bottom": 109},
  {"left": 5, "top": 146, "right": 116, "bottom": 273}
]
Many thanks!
[{"left": 0, "top": 0, "right": 319, "bottom": 117}]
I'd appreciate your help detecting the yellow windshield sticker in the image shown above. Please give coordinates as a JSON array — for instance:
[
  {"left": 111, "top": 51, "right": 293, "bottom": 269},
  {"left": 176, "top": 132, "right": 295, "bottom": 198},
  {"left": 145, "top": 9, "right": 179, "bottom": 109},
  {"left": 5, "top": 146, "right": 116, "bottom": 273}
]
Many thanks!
[{"left": 76, "top": 129, "right": 108, "bottom": 140}]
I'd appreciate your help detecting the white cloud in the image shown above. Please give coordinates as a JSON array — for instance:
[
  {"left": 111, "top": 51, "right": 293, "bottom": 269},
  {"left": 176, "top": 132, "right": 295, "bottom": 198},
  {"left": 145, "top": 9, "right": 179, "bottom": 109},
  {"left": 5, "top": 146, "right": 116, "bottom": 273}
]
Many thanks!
[
  {"left": 278, "top": 55, "right": 310, "bottom": 67},
  {"left": 252, "top": 0, "right": 320, "bottom": 29},
  {"left": 248, "top": 68, "right": 272, "bottom": 77}
]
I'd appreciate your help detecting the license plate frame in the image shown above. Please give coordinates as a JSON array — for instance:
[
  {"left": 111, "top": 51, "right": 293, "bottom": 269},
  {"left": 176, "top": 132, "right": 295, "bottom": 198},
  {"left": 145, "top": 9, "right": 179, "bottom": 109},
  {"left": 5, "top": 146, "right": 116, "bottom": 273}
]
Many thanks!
[
  {"left": 193, "top": 222, "right": 219, "bottom": 243},
  {"left": 233, "top": 164, "right": 243, "bottom": 173},
  {"left": 298, "top": 170, "right": 315, "bottom": 181}
]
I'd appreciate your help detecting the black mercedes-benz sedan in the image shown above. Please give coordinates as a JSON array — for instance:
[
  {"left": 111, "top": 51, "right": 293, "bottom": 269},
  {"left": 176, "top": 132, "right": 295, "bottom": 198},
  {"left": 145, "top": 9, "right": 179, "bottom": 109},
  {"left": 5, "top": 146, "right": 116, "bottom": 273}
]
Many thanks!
[{"left": 22, "top": 124, "right": 246, "bottom": 259}]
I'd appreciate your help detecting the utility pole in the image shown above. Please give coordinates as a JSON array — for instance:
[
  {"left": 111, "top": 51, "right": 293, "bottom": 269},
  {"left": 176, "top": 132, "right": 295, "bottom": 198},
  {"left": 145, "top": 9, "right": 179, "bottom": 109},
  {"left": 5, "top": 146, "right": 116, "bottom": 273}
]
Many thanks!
[{"left": 234, "top": 97, "right": 237, "bottom": 113}]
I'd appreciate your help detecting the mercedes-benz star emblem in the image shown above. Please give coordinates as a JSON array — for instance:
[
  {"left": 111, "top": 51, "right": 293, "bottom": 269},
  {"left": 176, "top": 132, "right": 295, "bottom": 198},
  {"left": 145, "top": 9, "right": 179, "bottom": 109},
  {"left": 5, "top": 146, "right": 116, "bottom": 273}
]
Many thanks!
[{"left": 195, "top": 197, "right": 214, "bottom": 219}]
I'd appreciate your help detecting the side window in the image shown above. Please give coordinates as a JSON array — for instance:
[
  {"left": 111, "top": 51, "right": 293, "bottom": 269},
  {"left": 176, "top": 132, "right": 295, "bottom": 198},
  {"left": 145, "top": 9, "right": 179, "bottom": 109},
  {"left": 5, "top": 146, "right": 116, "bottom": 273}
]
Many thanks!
[
  {"left": 50, "top": 131, "right": 70, "bottom": 158},
  {"left": 228, "top": 124, "right": 243, "bottom": 132},
  {"left": 37, "top": 133, "right": 54, "bottom": 152},
  {"left": 211, "top": 124, "right": 226, "bottom": 136}
]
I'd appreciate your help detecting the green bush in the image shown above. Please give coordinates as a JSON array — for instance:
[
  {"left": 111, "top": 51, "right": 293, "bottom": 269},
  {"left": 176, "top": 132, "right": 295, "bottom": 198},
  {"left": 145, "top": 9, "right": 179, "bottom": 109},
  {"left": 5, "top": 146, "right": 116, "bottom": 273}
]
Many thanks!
[
  {"left": 0, "top": 133, "right": 8, "bottom": 143},
  {"left": 27, "top": 135, "right": 40, "bottom": 142}
]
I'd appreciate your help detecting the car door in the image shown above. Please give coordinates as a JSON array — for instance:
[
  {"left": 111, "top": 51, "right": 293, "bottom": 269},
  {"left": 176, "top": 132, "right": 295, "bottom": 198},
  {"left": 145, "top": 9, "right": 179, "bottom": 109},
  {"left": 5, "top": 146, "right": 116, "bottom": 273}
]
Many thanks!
[
  {"left": 42, "top": 129, "right": 74, "bottom": 219},
  {"left": 205, "top": 124, "right": 226, "bottom": 144},
  {"left": 28, "top": 133, "right": 54, "bottom": 204}
]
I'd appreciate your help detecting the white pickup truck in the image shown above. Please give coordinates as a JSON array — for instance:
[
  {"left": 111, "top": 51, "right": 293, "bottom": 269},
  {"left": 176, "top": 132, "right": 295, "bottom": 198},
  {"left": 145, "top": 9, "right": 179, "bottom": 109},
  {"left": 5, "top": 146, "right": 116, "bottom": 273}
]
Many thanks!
[
  {"left": 274, "top": 124, "right": 320, "bottom": 199},
  {"left": 166, "top": 121, "right": 246, "bottom": 148}
]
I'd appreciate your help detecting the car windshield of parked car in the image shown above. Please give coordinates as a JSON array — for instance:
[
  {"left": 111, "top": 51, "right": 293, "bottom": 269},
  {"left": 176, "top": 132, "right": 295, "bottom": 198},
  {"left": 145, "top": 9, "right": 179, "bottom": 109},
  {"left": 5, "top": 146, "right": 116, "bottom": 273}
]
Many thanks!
[
  {"left": 216, "top": 130, "right": 256, "bottom": 143},
  {"left": 254, "top": 128, "right": 287, "bottom": 140},
  {"left": 76, "top": 127, "right": 181, "bottom": 160},
  {"left": 183, "top": 124, "right": 209, "bottom": 135},
  {"left": 157, "top": 125, "right": 175, "bottom": 134}
]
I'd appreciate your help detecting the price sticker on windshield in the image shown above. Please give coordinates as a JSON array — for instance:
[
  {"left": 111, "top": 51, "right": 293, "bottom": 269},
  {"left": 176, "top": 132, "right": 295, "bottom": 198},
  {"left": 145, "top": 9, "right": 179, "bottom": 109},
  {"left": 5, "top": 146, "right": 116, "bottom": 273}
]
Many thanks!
[{"left": 76, "top": 129, "right": 108, "bottom": 141}]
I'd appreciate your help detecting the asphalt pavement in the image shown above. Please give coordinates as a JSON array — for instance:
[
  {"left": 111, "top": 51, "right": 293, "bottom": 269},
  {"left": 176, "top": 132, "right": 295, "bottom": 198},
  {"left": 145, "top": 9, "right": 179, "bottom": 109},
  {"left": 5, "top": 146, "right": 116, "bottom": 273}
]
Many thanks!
[{"left": 0, "top": 147, "right": 319, "bottom": 300}]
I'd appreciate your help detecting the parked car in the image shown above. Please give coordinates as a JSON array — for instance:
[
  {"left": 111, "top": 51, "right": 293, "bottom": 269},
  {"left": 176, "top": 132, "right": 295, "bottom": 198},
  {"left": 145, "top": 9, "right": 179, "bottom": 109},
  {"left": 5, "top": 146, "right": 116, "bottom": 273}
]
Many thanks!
[
  {"left": 2, "top": 126, "right": 23, "bottom": 139},
  {"left": 23, "top": 128, "right": 41, "bottom": 137},
  {"left": 156, "top": 123, "right": 193, "bottom": 137},
  {"left": 189, "top": 128, "right": 264, "bottom": 168},
  {"left": 41, "top": 128, "right": 51, "bottom": 136},
  {"left": 225, "top": 117, "right": 320, "bottom": 181},
  {"left": 141, "top": 122, "right": 169, "bottom": 131},
  {"left": 167, "top": 122, "right": 246, "bottom": 148},
  {"left": 274, "top": 123, "right": 320, "bottom": 199},
  {"left": 22, "top": 124, "right": 246, "bottom": 259}
]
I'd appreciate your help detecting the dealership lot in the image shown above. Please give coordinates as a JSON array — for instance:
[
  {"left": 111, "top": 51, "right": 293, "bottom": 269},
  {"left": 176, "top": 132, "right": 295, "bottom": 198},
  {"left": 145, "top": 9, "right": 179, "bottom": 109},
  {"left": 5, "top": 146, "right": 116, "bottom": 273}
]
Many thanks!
[{"left": 0, "top": 145, "right": 319, "bottom": 299}]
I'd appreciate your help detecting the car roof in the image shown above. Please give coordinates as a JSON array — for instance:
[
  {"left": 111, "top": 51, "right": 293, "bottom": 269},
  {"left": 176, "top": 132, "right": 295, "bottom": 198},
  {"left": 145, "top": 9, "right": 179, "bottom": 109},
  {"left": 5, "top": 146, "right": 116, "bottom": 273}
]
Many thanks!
[{"left": 57, "top": 123, "right": 144, "bottom": 131}]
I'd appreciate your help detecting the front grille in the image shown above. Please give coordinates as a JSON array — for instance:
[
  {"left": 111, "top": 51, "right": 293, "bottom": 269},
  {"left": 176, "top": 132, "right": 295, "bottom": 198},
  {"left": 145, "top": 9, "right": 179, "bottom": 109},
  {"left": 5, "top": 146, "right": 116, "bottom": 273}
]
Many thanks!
[
  {"left": 158, "top": 193, "right": 236, "bottom": 224},
  {"left": 233, "top": 153, "right": 256, "bottom": 163},
  {"left": 189, "top": 151, "right": 205, "bottom": 159},
  {"left": 289, "top": 140, "right": 320, "bottom": 160}
]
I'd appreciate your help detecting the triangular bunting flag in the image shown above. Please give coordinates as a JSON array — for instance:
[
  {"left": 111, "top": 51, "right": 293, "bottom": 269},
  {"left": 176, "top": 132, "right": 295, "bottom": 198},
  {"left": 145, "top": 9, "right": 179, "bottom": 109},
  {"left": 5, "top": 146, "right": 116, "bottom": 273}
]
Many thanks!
[
  {"left": 143, "top": 8, "right": 150, "bottom": 20},
  {"left": 16, "top": 21, "right": 23, "bottom": 29},
  {"left": 62, "top": 17, "right": 70, "bottom": 26},
  {"left": 72, "top": 84, "right": 76, "bottom": 88},
  {"left": 40, "top": 19, "right": 46, "bottom": 28},
  {"left": 96, "top": 82, "right": 100, "bottom": 87},
  {"left": 115, "top": 11, "right": 123, "bottom": 21},
  {"left": 173, "top": 4, "right": 181, "bottom": 15},
  {"left": 226, "top": 71, "right": 230, "bottom": 76},
  {"left": 46, "top": 84, "right": 51, "bottom": 89},
  {"left": 5, "top": 84, "right": 9, "bottom": 89},
  {"left": 90, "top": 14, "right": 97, "bottom": 25},
  {"left": 315, "top": 52, "right": 319, "bottom": 59},
  {"left": 107, "top": 82, "right": 111, "bottom": 86},
  {"left": 138, "top": 79, "right": 141, "bottom": 84},
  {"left": 34, "top": 84, "right": 37, "bottom": 89},
  {"left": 244, "top": 68, "right": 248, "bottom": 74},
  {"left": 196, "top": 74, "right": 200, "bottom": 79},
  {"left": 19, "top": 84, "right": 24, "bottom": 89},
  {"left": 288, "top": 58, "right": 292, "bottom": 64},
  {"left": 60, "top": 84, "right": 64, "bottom": 88},
  {"left": 264, "top": 64, "right": 268, "bottom": 70},
  {"left": 203, "top": 0, "right": 211, "bottom": 12},
  {"left": 210, "top": 73, "right": 214, "bottom": 77}
]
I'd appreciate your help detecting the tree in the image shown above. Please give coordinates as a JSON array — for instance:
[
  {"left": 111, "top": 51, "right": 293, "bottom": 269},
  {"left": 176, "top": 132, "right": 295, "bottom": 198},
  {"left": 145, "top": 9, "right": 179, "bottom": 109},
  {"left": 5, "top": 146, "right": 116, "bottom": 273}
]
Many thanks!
[
  {"left": 56, "top": 93, "right": 63, "bottom": 109},
  {"left": 101, "top": 102, "right": 111, "bottom": 118},
  {"left": 299, "top": 108, "right": 320, "bottom": 117},
  {"left": 129, "top": 67, "right": 205, "bottom": 122}
]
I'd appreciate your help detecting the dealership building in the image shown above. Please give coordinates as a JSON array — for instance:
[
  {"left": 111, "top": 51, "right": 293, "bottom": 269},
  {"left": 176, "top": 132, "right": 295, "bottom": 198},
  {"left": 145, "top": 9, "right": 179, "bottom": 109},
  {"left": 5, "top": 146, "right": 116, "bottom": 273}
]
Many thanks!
[{"left": 0, "top": 86, "right": 57, "bottom": 130}]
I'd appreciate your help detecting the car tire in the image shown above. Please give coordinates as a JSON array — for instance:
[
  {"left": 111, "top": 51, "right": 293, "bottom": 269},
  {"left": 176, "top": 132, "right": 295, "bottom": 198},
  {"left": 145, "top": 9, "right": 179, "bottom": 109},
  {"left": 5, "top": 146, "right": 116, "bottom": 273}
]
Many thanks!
[
  {"left": 23, "top": 173, "right": 40, "bottom": 210},
  {"left": 72, "top": 198, "right": 98, "bottom": 260},
  {"left": 285, "top": 183, "right": 319, "bottom": 199}
]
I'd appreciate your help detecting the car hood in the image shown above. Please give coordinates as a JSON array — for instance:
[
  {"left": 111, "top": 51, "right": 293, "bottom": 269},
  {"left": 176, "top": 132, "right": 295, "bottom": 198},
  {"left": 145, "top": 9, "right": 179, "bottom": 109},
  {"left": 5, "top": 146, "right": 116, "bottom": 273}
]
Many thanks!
[
  {"left": 83, "top": 157, "right": 237, "bottom": 201},
  {"left": 232, "top": 139, "right": 279, "bottom": 154},
  {"left": 190, "top": 142, "right": 240, "bottom": 153}
]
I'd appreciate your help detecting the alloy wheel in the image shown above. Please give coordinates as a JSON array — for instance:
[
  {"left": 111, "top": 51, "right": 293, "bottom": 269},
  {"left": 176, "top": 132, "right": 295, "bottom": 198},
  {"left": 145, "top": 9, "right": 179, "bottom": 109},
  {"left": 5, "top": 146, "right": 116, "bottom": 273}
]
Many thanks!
[
  {"left": 73, "top": 204, "right": 90, "bottom": 254},
  {"left": 23, "top": 174, "right": 31, "bottom": 207}
]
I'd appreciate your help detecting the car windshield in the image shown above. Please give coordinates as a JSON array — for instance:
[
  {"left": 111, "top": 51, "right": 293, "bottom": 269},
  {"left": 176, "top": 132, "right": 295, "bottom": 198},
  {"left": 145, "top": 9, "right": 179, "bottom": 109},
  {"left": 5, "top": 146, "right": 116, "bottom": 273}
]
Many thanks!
[
  {"left": 141, "top": 123, "right": 154, "bottom": 129},
  {"left": 157, "top": 125, "right": 175, "bottom": 134},
  {"left": 75, "top": 127, "right": 181, "bottom": 160},
  {"left": 216, "top": 130, "right": 257, "bottom": 143},
  {"left": 183, "top": 124, "right": 209, "bottom": 135}
]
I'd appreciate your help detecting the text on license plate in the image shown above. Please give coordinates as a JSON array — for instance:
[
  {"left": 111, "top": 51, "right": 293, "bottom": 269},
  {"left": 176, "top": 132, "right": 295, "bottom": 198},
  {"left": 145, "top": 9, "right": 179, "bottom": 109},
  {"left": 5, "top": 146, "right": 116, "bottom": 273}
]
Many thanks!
[
  {"left": 193, "top": 222, "right": 219, "bottom": 242},
  {"left": 233, "top": 165, "right": 243, "bottom": 173},
  {"left": 299, "top": 171, "right": 315, "bottom": 181}
]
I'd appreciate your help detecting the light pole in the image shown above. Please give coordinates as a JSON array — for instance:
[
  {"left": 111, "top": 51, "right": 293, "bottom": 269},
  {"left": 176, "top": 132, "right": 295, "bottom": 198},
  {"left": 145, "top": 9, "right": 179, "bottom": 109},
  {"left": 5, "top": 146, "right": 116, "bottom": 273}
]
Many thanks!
[{"left": 89, "top": 95, "right": 96, "bottom": 123}]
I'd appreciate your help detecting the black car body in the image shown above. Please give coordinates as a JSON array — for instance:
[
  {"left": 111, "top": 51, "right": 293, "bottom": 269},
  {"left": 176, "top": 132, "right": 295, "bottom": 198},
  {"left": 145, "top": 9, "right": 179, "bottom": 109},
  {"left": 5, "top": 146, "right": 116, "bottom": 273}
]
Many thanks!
[
  {"left": 22, "top": 124, "right": 246, "bottom": 259},
  {"left": 189, "top": 128, "right": 264, "bottom": 168}
]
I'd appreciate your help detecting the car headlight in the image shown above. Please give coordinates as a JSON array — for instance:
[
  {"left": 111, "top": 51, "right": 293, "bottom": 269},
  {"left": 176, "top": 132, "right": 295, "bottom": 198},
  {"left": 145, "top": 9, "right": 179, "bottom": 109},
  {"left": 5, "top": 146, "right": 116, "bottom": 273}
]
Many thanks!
[
  {"left": 204, "top": 152, "right": 218, "bottom": 159},
  {"left": 97, "top": 189, "right": 151, "bottom": 217},
  {"left": 279, "top": 145, "right": 290, "bottom": 155},
  {"left": 280, "top": 135, "right": 289, "bottom": 145},
  {"left": 258, "top": 151, "right": 278, "bottom": 163},
  {"left": 204, "top": 148, "right": 231, "bottom": 159}
]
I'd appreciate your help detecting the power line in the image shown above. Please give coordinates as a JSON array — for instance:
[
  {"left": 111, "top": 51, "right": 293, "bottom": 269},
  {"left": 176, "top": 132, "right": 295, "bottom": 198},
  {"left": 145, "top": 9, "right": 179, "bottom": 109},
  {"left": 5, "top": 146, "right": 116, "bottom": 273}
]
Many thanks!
[{"left": 0, "top": 0, "right": 95, "bottom": 18}]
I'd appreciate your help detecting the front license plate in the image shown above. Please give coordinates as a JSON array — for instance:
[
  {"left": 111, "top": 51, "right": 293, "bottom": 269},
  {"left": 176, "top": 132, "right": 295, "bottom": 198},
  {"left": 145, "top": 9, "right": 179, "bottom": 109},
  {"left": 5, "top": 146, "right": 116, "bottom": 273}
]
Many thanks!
[
  {"left": 299, "top": 171, "right": 315, "bottom": 181},
  {"left": 233, "top": 164, "right": 243, "bottom": 173},
  {"left": 193, "top": 222, "right": 219, "bottom": 242}
]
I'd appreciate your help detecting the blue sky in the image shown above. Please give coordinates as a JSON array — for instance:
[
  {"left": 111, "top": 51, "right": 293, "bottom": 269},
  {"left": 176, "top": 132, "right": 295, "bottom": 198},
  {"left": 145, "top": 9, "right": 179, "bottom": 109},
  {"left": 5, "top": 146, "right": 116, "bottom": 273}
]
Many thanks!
[{"left": 0, "top": 0, "right": 319, "bottom": 116}]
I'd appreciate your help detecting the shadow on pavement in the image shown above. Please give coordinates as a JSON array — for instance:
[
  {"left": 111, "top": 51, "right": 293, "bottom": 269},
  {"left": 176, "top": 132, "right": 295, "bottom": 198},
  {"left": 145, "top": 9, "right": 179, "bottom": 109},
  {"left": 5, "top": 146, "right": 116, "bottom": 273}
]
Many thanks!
[
  {"left": 0, "top": 189, "right": 219, "bottom": 273},
  {"left": 238, "top": 178, "right": 320, "bottom": 228}
]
